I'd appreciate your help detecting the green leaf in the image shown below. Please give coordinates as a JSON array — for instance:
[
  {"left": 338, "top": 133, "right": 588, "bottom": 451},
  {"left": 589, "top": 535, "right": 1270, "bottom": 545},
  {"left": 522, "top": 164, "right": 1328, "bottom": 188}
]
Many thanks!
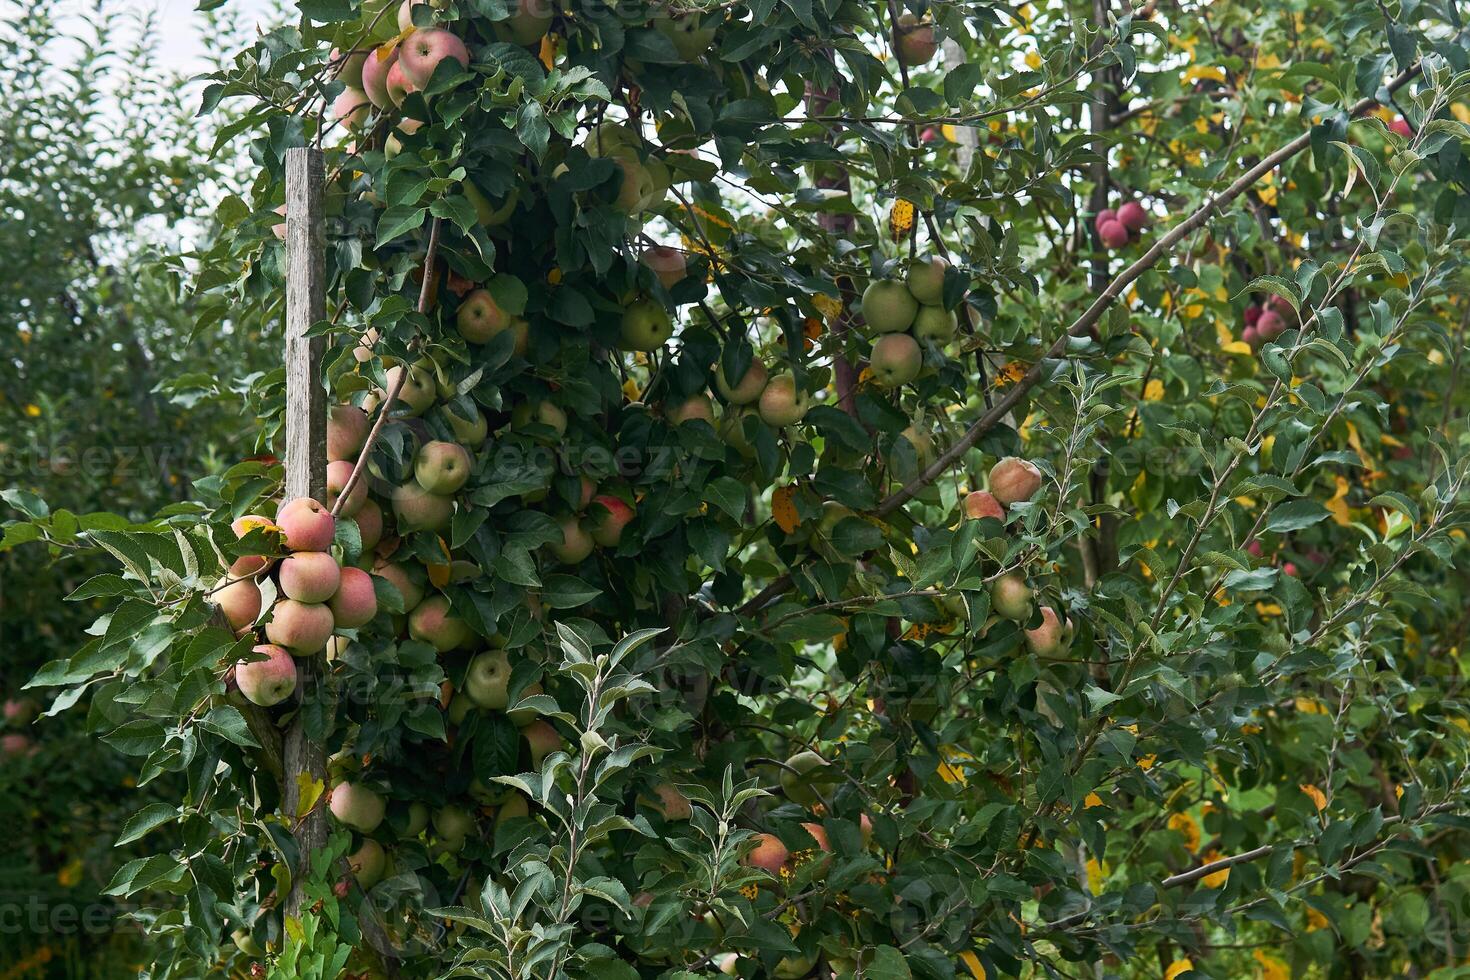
[{"left": 1264, "top": 500, "right": 1330, "bottom": 533}]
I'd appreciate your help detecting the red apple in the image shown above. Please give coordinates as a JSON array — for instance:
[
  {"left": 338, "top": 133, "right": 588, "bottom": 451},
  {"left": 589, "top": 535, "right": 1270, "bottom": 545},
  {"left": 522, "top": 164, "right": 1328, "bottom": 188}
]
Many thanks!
[
  {"left": 277, "top": 497, "right": 335, "bottom": 552},
  {"left": 235, "top": 644, "right": 298, "bottom": 707},
  {"left": 398, "top": 28, "right": 469, "bottom": 88}
]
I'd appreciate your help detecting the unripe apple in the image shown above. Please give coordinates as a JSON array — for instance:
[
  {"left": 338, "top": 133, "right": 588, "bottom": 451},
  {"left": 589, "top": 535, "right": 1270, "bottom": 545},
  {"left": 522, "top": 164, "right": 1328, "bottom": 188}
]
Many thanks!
[
  {"left": 717, "top": 954, "right": 740, "bottom": 976},
  {"left": 279, "top": 551, "right": 343, "bottom": 604},
  {"left": 415, "top": 440, "right": 472, "bottom": 495},
  {"left": 277, "top": 497, "right": 335, "bottom": 552},
  {"left": 384, "top": 363, "right": 436, "bottom": 416},
  {"left": 325, "top": 459, "right": 367, "bottom": 516},
  {"left": 398, "top": 27, "right": 469, "bottom": 87},
  {"left": 893, "top": 12, "right": 937, "bottom": 65},
  {"left": 511, "top": 400, "right": 567, "bottom": 440},
  {"left": 610, "top": 154, "right": 654, "bottom": 213},
  {"left": 620, "top": 297, "right": 673, "bottom": 351},
  {"left": 235, "top": 644, "right": 298, "bottom": 707},
  {"left": 589, "top": 495, "right": 635, "bottom": 547},
  {"left": 354, "top": 499, "right": 384, "bottom": 552},
  {"left": 464, "top": 648, "right": 511, "bottom": 709},
  {"left": 666, "top": 394, "right": 714, "bottom": 425},
  {"left": 716, "top": 359, "right": 768, "bottom": 404},
  {"left": 348, "top": 839, "right": 386, "bottom": 889},
  {"left": 742, "top": 833, "right": 789, "bottom": 874},
  {"left": 990, "top": 572, "right": 1033, "bottom": 622},
  {"left": 869, "top": 333, "right": 922, "bottom": 388},
  {"left": 718, "top": 407, "right": 760, "bottom": 457},
  {"left": 905, "top": 255, "right": 947, "bottom": 305},
  {"left": 215, "top": 577, "right": 262, "bottom": 632},
  {"left": 265, "top": 599, "right": 336, "bottom": 654},
  {"left": 392, "top": 481, "right": 454, "bottom": 533},
  {"left": 495, "top": 793, "right": 530, "bottom": 827},
  {"left": 550, "top": 516, "right": 595, "bottom": 564},
  {"left": 433, "top": 804, "right": 475, "bottom": 851},
  {"left": 330, "top": 781, "right": 386, "bottom": 833},
  {"left": 861, "top": 279, "right": 919, "bottom": 334},
  {"left": 456, "top": 289, "right": 526, "bottom": 352},
  {"left": 443, "top": 403, "right": 488, "bottom": 446},
  {"left": 506, "top": 680, "right": 543, "bottom": 726},
  {"left": 1025, "top": 606, "right": 1072, "bottom": 659},
  {"left": 331, "top": 46, "right": 367, "bottom": 88},
  {"left": 963, "top": 490, "right": 1004, "bottom": 521},
  {"left": 1116, "top": 201, "right": 1148, "bottom": 232},
  {"left": 989, "top": 456, "right": 1043, "bottom": 506},
  {"left": 773, "top": 953, "right": 817, "bottom": 980},
  {"left": 779, "top": 750, "right": 828, "bottom": 808},
  {"left": 1097, "top": 219, "right": 1129, "bottom": 249},
  {"left": 464, "top": 181, "right": 518, "bottom": 227},
  {"left": 361, "top": 47, "right": 400, "bottom": 110},
  {"left": 373, "top": 560, "right": 426, "bottom": 611},
  {"left": 327, "top": 405, "right": 371, "bottom": 462},
  {"left": 650, "top": 783, "right": 691, "bottom": 820},
  {"left": 493, "top": 0, "right": 553, "bottom": 45},
  {"left": 653, "top": 10, "right": 716, "bottom": 59},
  {"left": 913, "top": 304, "right": 958, "bottom": 343},
  {"left": 403, "top": 801, "right": 430, "bottom": 837},
  {"left": 408, "top": 595, "right": 471, "bottom": 651},
  {"left": 757, "top": 374, "right": 809, "bottom": 427},
  {"left": 332, "top": 88, "right": 370, "bottom": 130},
  {"left": 329, "top": 566, "right": 379, "bottom": 628},
  {"left": 641, "top": 245, "right": 687, "bottom": 289},
  {"left": 521, "top": 719, "right": 562, "bottom": 767}
]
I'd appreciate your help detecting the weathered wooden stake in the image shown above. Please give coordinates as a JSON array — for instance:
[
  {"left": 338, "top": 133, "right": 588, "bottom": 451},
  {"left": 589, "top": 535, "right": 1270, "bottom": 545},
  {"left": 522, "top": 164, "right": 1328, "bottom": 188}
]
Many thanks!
[{"left": 282, "top": 145, "right": 329, "bottom": 918}]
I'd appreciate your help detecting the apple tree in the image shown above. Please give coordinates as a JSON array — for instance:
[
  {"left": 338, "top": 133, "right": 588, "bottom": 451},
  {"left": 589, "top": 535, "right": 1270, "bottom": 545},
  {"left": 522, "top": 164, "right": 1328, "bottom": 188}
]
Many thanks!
[{"left": 12, "top": 0, "right": 1470, "bottom": 977}]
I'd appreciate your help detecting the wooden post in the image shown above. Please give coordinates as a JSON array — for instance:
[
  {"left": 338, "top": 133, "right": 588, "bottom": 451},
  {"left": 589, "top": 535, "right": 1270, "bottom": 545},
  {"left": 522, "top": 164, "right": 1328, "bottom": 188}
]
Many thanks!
[{"left": 282, "top": 146, "right": 329, "bottom": 918}]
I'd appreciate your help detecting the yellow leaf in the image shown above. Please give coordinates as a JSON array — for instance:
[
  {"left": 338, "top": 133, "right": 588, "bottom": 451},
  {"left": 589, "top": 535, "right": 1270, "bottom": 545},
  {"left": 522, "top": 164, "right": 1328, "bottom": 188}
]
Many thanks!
[
  {"left": 771, "top": 486, "right": 800, "bottom": 534},
  {"left": 1085, "top": 856, "right": 1107, "bottom": 892},
  {"left": 1301, "top": 784, "right": 1327, "bottom": 811},
  {"left": 937, "top": 745, "right": 972, "bottom": 786},
  {"left": 1164, "top": 960, "right": 1194, "bottom": 980},
  {"left": 888, "top": 198, "right": 916, "bottom": 242},
  {"left": 1200, "top": 850, "right": 1231, "bottom": 888},
  {"left": 1024, "top": 51, "right": 1041, "bottom": 69},
  {"left": 297, "top": 773, "right": 326, "bottom": 819},
  {"left": 1168, "top": 811, "right": 1201, "bottom": 852},
  {"left": 56, "top": 858, "right": 83, "bottom": 888},
  {"left": 1253, "top": 950, "right": 1288, "bottom": 980},
  {"left": 959, "top": 951, "right": 987, "bottom": 980},
  {"left": 538, "top": 33, "right": 556, "bottom": 70},
  {"left": 1326, "top": 474, "right": 1352, "bottom": 527},
  {"left": 1084, "top": 792, "right": 1105, "bottom": 808},
  {"left": 1307, "top": 906, "right": 1329, "bottom": 930},
  {"left": 1143, "top": 379, "right": 1165, "bottom": 401},
  {"left": 24, "top": 403, "right": 41, "bottom": 417}
]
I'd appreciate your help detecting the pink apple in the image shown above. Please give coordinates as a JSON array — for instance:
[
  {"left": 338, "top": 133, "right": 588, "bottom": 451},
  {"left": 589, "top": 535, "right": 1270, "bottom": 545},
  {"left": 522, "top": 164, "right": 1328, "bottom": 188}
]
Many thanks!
[
  {"left": 398, "top": 28, "right": 469, "bottom": 88},
  {"left": 963, "top": 490, "right": 1004, "bottom": 521},
  {"left": 989, "top": 457, "right": 1043, "bottom": 506},
  {"left": 1116, "top": 201, "right": 1148, "bottom": 232},
  {"left": 640, "top": 245, "right": 687, "bottom": 289},
  {"left": 329, "top": 566, "right": 379, "bottom": 628},
  {"left": 277, "top": 497, "right": 335, "bottom": 552},
  {"left": 1098, "top": 219, "right": 1128, "bottom": 249},
  {"left": 327, "top": 405, "right": 371, "bottom": 462},
  {"left": 216, "top": 577, "right": 263, "bottom": 632},
  {"left": 235, "top": 644, "right": 299, "bottom": 707},
  {"left": 279, "top": 551, "right": 343, "bottom": 603},
  {"left": 361, "top": 47, "right": 400, "bottom": 111},
  {"left": 589, "top": 495, "right": 634, "bottom": 547},
  {"left": 264, "top": 599, "right": 335, "bottom": 654}
]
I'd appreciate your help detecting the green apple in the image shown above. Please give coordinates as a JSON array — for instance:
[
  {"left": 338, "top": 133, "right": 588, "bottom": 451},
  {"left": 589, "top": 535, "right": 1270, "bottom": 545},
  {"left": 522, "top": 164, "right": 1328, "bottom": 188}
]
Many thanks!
[
  {"left": 716, "top": 358, "right": 767, "bottom": 404},
  {"left": 913, "top": 304, "right": 958, "bottom": 343},
  {"left": 465, "top": 648, "right": 512, "bottom": 709},
  {"left": 869, "top": 333, "right": 922, "bottom": 387},
  {"left": 905, "top": 255, "right": 948, "bottom": 305},
  {"left": 861, "top": 279, "right": 919, "bottom": 334},
  {"left": 620, "top": 297, "right": 673, "bottom": 350},
  {"left": 758, "top": 374, "right": 809, "bottom": 426}
]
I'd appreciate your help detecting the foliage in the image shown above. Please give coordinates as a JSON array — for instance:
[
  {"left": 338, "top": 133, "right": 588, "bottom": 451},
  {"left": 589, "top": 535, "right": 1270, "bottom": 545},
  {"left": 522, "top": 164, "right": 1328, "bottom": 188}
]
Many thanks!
[{"left": 7, "top": 0, "right": 1470, "bottom": 978}]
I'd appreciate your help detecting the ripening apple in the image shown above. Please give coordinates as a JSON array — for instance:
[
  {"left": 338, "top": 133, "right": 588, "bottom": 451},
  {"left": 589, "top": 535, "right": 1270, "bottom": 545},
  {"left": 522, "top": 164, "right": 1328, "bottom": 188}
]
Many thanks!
[
  {"left": 229, "top": 513, "right": 276, "bottom": 576},
  {"left": 989, "top": 456, "right": 1043, "bottom": 506},
  {"left": 963, "top": 490, "right": 1004, "bottom": 521},
  {"left": 1, "top": 734, "right": 34, "bottom": 758},
  {"left": 989, "top": 572, "right": 1033, "bottom": 622},
  {"left": 327, "top": 405, "right": 371, "bottom": 462},
  {"left": 331, "top": 88, "right": 370, "bottom": 130},
  {"left": 779, "top": 750, "right": 828, "bottom": 808},
  {"left": 665, "top": 393, "right": 714, "bottom": 425},
  {"left": 385, "top": 59, "right": 415, "bottom": 107},
  {"left": 348, "top": 839, "right": 386, "bottom": 889},
  {"left": 331, "top": 46, "right": 367, "bottom": 88},
  {"left": 265, "top": 599, "right": 336, "bottom": 654},
  {"left": 464, "top": 648, "right": 511, "bottom": 709},
  {"left": 893, "top": 11, "right": 938, "bottom": 66},
  {"left": 861, "top": 279, "right": 919, "bottom": 334},
  {"left": 277, "top": 497, "right": 336, "bottom": 552},
  {"left": 550, "top": 515, "right": 595, "bottom": 564},
  {"left": 372, "top": 560, "right": 426, "bottom": 612},
  {"left": 1116, "top": 201, "right": 1148, "bottom": 232},
  {"left": 326, "top": 459, "right": 367, "bottom": 517},
  {"left": 511, "top": 400, "right": 568, "bottom": 440},
  {"left": 361, "top": 47, "right": 400, "bottom": 110},
  {"left": 279, "top": 551, "right": 343, "bottom": 604},
  {"left": 641, "top": 245, "right": 687, "bottom": 289},
  {"left": 742, "top": 833, "right": 789, "bottom": 874},
  {"left": 521, "top": 719, "right": 562, "bottom": 767},
  {"left": 653, "top": 10, "right": 716, "bottom": 59},
  {"left": 460, "top": 296, "right": 527, "bottom": 354},
  {"left": 620, "top": 297, "right": 673, "bottom": 351},
  {"left": 589, "top": 495, "right": 635, "bottom": 547},
  {"left": 330, "top": 781, "right": 386, "bottom": 833},
  {"left": 1097, "top": 219, "right": 1129, "bottom": 249},
  {"left": 384, "top": 363, "right": 436, "bottom": 416},
  {"left": 392, "top": 481, "right": 454, "bottom": 533},
  {"left": 329, "top": 566, "right": 379, "bottom": 628},
  {"left": 215, "top": 577, "right": 262, "bottom": 632},
  {"left": 1390, "top": 116, "right": 1414, "bottom": 138},
  {"left": 353, "top": 499, "right": 384, "bottom": 552},
  {"left": 650, "top": 783, "right": 692, "bottom": 820},
  {"left": 443, "top": 402, "right": 488, "bottom": 446},
  {"left": 415, "top": 440, "right": 472, "bottom": 495},
  {"left": 235, "top": 644, "right": 298, "bottom": 707},
  {"left": 408, "top": 595, "right": 471, "bottom": 652},
  {"left": 913, "top": 304, "right": 958, "bottom": 343},
  {"left": 398, "top": 27, "right": 469, "bottom": 87},
  {"left": 906, "top": 255, "right": 947, "bottom": 306},
  {"left": 1025, "top": 606, "right": 1073, "bottom": 659},
  {"left": 715, "top": 358, "right": 767, "bottom": 404},
  {"left": 757, "top": 374, "right": 809, "bottom": 427},
  {"left": 869, "top": 333, "right": 922, "bottom": 387},
  {"left": 397, "top": 0, "right": 427, "bottom": 30},
  {"left": 494, "top": 0, "right": 553, "bottom": 45}
]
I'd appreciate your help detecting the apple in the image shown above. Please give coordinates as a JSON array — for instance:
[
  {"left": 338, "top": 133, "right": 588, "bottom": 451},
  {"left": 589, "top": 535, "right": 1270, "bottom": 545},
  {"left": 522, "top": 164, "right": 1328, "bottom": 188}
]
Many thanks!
[
  {"left": 1244, "top": 304, "right": 1262, "bottom": 327},
  {"left": 653, "top": 11, "right": 716, "bottom": 60},
  {"left": 990, "top": 572, "right": 1033, "bottom": 622},
  {"left": 990, "top": 457, "right": 1043, "bottom": 506},
  {"left": 329, "top": 566, "right": 379, "bottom": 628},
  {"left": 494, "top": 0, "right": 553, "bottom": 45},
  {"left": 666, "top": 394, "right": 714, "bottom": 425},
  {"left": 717, "top": 954, "right": 739, "bottom": 976},
  {"left": 718, "top": 407, "right": 759, "bottom": 457},
  {"left": 398, "top": 27, "right": 468, "bottom": 87},
  {"left": 869, "top": 333, "right": 922, "bottom": 388},
  {"left": 1, "top": 734, "right": 34, "bottom": 758},
  {"left": 348, "top": 839, "right": 386, "bottom": 889},
  {"left": 649, "top": 783, "right": 691, "bottom": 820},
  {"left": 408, "top": 595, "right": 471, "bottom": 651},
  {"left": 327, "top": 405, "right": 371, "bottom": 462},
  {"left": 1116, "top": 201, "right": 1148, "bottom": 232},
  {"left": 757, "top": 374, "right": 809, "bottom": 426},
  {"left": 742, "top": 833, "right": 789, "bottom": 874},
  {"left": 893, "top": 11, "right": 938, "bottom": 66},
  {"left": 799, "top": 822, "right": 830, "bottom": 852},
  {"left": 506, "top": 680, "right": 543, "bottom": 726},
  {"left": 229, "top": 513, "right": 276, "bottom": 576},
  {"left": 897, "top": 424, "right": 934, "bottom": 465},
  {"left": 331, "top": 46, "right": 367, "bottom": 88},
  {"left": 392, "top": 481, "right": 454, "bottom": 533},
  {"left": 433, "top": 804, "right": 475, "bottom": 852},
  {"left": 1390, "top": 116, "right": 1414, "bottom": 138},
  {"left": 372, "top": 560, "right": 425, "bottom": 612},
  {"left": 906, "top": 256, "right": 947, "bottom": 305},
  {"left": 963, "top": 490, "right": 1004, "bottom": 521},
  {"left": 415, "top": 440, "right": 472, "bottom": 494},
  {"left": 589, "top": 495, "right": 634, "bottom": 547},
  {"left": 861, "top": 279, "right": 919, "bottom": 334},
  {"left": 550, "top": 516, "right": 595, "bottom": 564},
  {"left": 1256, "top": 309, "right": 1286, "bottom": 341},
  {"left": 521, "top": 719, "right": 562, "bottom": 767},
  {"left": 384, "top": 363, "right": 436, "bottom": 416},
  {"left": 385, "top": 59, "right": 415, "bottom": 106},
  {"left": 620, "top": 297, "right": 673, "bottom": 351},
  {"left": 265, "top": 599, "right": 336, "bottom": 654},
  {"left": 324, "top": 459, "right": 367, "bottom": 517},
  {"left": 352, "top": 499, "right": 384, "bottom": 553},
  {"left": 495, "top": 793, "right": 530, "bottom": 827},
  {"left": 397, "top": 0, "right": 427, "bottom": 31},
  {"left": 235, "top": 644, "right": 298, "bottom": 707},
  {"left": 773, "top": 953, "right": 817, "bottom": 980},
  {"left": 330, "top": 781, "right": 386, "bottom": 833},
  {"left": 779, "top": 750, "right": 828, "bottom": 807},
  {"left": 215, "top": 577, "right": 262, "bottom": 632},
  {"left": 361, "top": 47, "right": 400, "bottom": 110},
  {"left": 275, "top": 498, "right": 333, "bottom": 552},
  {"left": 2, "top": 699, "right": 39, "bottom": 727},
  {"left": 279, "top": 551, "right": 343, "bottom": 604},
  {"left": 913, "top": 304, "right": 958, "bottom": 343},
  {"left": 1097, "top": 219, "right": 1129, "bottom": 249},
  {"left": 1093, "top": 209, "right": 1117, "bottom": 233},
  {"left": 716, "top": 358, "right": 767, "bottom": 404},
  {"left": 457, "top": 290, "right": 527, "bottom": 353},
  {"left": 1025, "top": 606, "right": 1073, "bottom": 658},
  {"left": 331, "top": 88, "right": 370, "bottom": 130},
  {"left": 641, "top": 245, "right": 687, "bottom": 289},
  {"left": 464, "top": 181, "right": 518, "bottom": 227},
  {"left": 511, "top": 400, "right": 567, "bottom": 440},
  {"left": 464, "top": 649, "right": 511, "bottom": 709},
  {"left": 443, "top": 403, "right": 488, "bottom": 445},
  {"left": 1242, "top": 325, "right": 1260, "bottom": 349}
]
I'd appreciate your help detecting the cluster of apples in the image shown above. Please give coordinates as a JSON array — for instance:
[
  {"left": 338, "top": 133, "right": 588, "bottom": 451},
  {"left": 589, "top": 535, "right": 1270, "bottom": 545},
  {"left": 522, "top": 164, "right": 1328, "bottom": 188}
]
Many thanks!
[
  {"left": 961, "top": 457, "right": 1074, "bottom": 658},
  {"left": 859, "top": 255, "right": 958, "bottom": 388},
  {"left": 1094, "top": 200, "right": 1151, "bottom": 251},
  {"left": 1240, "top": 294, "right": 1296, "bottom": 350}
]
